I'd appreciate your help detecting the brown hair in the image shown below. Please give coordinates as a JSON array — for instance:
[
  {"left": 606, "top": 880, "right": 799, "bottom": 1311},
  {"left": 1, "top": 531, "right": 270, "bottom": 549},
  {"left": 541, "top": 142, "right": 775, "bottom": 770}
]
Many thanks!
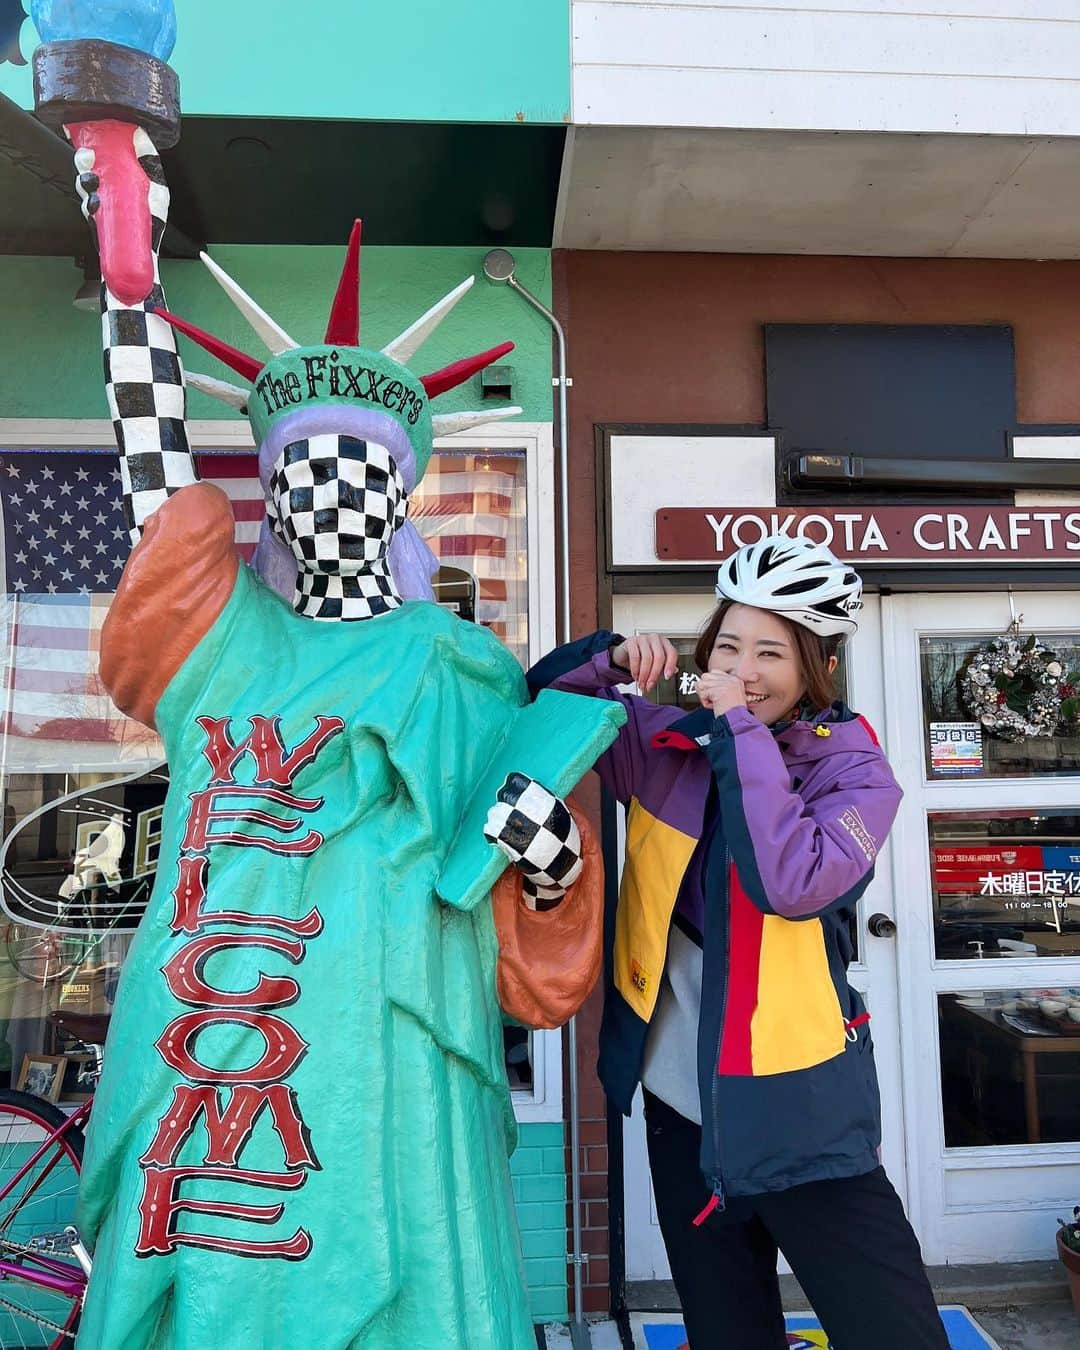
[{"left": 694, "top": 599, "right": 840, "bottom": 713}]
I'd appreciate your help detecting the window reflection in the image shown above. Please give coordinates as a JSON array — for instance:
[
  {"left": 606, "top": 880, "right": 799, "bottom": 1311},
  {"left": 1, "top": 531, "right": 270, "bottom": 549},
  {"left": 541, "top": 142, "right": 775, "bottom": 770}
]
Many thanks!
[
  {"left": 921, "top": 634, "right": 1080, "bottom": 779},
  {"left": 0, "top": 767, "right": 161, "bottom": 1092},
  {"left": 930, "top": 811, "right": 1080, "bottom": 959},
  {"left": 412, "top": 449, "right": 529, "bottom": 667},
  {"left": 642, "top": 638, "right": 705, "bottom": 713},
  {"left": 940, "top": 989, "right": 1080, "bottom": 1146},
  {"left": 504, "top": 1024, "right": 533, "bottom": 1091}
]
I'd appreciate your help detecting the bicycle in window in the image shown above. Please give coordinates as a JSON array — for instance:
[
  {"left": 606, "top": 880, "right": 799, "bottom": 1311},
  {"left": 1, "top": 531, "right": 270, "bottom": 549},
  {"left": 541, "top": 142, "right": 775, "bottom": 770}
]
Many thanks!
[{"left": 0, "top": 1011, "right": 105, "bottom": 1347}]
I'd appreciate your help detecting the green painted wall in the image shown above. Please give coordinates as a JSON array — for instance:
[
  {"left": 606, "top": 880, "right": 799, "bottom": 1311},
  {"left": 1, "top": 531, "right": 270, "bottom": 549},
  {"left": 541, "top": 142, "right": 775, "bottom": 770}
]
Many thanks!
[
  {"left": 2, "top": 2, "right": 571, "bottom": 124},
  {"left": 0, "top": 246, "right": 553, "bottom": 422},
  {"left": 511, "top": 1121, "right": 570, "bottom": 1324}
]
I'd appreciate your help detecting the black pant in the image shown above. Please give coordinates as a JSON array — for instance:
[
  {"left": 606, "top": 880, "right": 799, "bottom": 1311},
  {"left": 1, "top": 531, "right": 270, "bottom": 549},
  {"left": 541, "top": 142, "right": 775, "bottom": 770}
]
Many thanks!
[{"left": 643, "top": 1091, "right": 949, "bottom": 1350}]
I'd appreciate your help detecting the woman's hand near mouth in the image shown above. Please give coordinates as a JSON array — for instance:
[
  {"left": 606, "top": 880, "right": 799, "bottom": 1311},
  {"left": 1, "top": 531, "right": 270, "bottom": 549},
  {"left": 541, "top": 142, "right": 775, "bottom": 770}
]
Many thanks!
[{"left": 696, "top": 671, "right": 748, "bottom": 716}]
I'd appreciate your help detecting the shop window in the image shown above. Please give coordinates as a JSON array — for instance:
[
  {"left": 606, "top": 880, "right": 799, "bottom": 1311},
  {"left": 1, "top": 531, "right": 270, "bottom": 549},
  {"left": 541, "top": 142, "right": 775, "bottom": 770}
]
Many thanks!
[
  {"left": 939, "top": 989, "right": 1080, "bottom": 1147},
  {"left": 1, "top": 444, "right": 539, "bottom": 1100},
  {"left": 920, "top": 634, "right": 1080, "bottom": 780},
  {"left": 929, "top": 810, "right": 1080, "bottom": 960},
  {"left": 0, "top": 768, "right": 150, "bottom": 1094},
  {"left": 412, "top": 449, "right": 529, "bottom": 668},
  {"left": 642, "top": 637, "right": 709, "bottom": 713},
  {"left": 415, "top": 449, "right": 537, "bottom": 1094}
]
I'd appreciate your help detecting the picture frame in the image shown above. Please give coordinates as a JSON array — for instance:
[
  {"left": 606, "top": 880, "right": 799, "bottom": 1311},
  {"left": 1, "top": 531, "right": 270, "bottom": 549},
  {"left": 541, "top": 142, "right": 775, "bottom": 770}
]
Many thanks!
[
  {"left": 58, "top": 1052, "right": 97, "bottom": 1103},
  {"left": 16, "top": 1054, "right": 67, "bottom": 1104}
]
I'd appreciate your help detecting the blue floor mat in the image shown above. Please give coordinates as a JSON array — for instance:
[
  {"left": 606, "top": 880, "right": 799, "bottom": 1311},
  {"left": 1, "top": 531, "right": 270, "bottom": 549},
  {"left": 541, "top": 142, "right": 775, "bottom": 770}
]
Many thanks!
[{"left": 632, "top": 1306, "right": 1000, "bottom": 1349}]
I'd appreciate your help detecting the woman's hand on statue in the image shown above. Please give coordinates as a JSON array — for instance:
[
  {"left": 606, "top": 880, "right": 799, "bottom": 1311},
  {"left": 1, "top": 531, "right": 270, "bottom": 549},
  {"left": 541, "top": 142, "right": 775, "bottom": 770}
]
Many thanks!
[
  {"left": 483, "top": 773, "right": 583, "bottom": 910},
  {"left": 610, "top": 634, "right": 678, "bottom": 693},
  {"left": 696, "top": 671, "right": 747, "bottom": 716}
]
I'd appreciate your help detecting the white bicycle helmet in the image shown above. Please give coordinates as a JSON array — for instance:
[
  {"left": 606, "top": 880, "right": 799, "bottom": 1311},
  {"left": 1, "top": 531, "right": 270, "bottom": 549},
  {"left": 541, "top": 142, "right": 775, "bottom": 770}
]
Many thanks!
[{"left": 715, "top": 534, "right": 862, "bottom": 637}]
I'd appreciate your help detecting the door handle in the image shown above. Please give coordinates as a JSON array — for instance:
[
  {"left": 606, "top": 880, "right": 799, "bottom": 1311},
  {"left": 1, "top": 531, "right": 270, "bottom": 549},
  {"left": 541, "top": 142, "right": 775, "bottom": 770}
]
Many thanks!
[{"left": 867, "top": 912, "right": 897, "bottom": 939}]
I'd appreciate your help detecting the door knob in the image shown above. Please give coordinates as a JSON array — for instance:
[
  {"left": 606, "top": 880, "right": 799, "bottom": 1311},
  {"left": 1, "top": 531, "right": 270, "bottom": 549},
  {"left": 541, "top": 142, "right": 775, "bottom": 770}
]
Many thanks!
[{"left": 867, "top": 912, "right": 897, "bottom": 939}]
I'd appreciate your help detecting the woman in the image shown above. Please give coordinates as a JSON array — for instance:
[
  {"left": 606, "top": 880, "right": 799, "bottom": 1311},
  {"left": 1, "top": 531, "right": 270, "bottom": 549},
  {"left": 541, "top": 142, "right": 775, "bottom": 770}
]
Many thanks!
[{"left": 528, "top": 535, "right": 948, "bottom": 1350}]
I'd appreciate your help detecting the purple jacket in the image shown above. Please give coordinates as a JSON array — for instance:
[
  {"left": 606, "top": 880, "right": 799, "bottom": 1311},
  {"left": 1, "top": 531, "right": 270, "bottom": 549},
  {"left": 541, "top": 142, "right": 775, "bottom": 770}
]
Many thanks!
[{"left": 528, "top": 632, "right": 903, "bottom": 1200}]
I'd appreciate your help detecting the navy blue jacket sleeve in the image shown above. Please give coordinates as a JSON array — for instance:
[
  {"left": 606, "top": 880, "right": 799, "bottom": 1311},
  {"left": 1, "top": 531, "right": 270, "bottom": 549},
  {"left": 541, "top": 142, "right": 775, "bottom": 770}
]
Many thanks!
[{"left": 526, "top": 631, "right": 621, "bottom": 701}]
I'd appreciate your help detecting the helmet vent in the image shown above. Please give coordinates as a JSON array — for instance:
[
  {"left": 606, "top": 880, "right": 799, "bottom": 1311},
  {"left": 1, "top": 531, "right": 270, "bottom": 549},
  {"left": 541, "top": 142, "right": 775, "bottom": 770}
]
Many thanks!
[{"left": 772, "top": 577, "right": 827, "bottom": 597}]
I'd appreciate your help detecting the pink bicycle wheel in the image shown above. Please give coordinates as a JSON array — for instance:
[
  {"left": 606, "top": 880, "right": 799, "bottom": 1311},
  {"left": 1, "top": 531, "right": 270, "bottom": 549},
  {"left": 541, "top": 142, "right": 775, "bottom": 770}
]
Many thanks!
[{"left": 0, "top": 1089, "right": 85, "bottom": 1347}]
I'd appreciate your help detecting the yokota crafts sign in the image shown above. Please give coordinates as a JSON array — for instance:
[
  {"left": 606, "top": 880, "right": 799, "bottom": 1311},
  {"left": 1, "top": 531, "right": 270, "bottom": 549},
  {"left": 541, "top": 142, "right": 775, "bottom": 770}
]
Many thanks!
[{"left": 655, "top": 506, "right": 1080, "bottom": 563}]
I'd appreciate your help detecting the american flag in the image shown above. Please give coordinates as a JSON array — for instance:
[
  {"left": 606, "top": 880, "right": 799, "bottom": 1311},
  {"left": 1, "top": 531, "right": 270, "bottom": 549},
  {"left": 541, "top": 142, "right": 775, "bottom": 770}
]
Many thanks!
[
  {"left": 1, "top": 447, "right": 524, "bottom": 771},
  {"left": 0, "top": 449, "right": 262, "bottom": 771},
  {"left": 411, "top": 451, "right": 525, "bottom": 660}
]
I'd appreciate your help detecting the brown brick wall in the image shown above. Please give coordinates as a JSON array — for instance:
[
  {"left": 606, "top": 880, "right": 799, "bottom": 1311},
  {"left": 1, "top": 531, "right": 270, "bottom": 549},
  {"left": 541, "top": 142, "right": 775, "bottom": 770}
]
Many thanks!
[{"left": 565, "top": 950, "right": 612, "bottom": 1315}]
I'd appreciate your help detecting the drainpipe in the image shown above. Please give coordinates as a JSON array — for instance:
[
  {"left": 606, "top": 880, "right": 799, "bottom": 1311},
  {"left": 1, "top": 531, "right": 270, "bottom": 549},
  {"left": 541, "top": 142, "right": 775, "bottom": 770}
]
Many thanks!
[{"left": 483, "top": 251, "right": 588, "bottom": 1348}]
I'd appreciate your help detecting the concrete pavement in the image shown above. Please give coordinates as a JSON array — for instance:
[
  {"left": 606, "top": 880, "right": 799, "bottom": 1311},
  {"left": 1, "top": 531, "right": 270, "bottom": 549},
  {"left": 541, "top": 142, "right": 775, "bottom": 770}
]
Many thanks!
[{"left": 974, "top": 1303, "right": 1080, "bottom": 1350}]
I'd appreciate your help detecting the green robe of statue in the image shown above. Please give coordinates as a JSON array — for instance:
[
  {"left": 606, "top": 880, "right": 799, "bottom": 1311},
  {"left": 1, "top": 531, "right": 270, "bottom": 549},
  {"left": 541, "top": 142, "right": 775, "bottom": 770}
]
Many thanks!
[{"left": 78, "top": 491, "right": 622, "bottom": 1349}]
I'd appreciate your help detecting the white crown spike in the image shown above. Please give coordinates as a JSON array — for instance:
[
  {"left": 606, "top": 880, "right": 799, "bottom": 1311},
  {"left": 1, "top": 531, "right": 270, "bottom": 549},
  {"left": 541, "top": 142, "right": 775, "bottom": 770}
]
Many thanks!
[
  {"left": 382, "top": 276, "right": 474, "bottom": 365},
  {"left": 432, "top": 406, "right": 522, "bottom": 438},
  {"left": 200, "top": 252, "right": 298, "bottom": 356},
  {"left": 185, "top": 370, "right": 251, "bottom": 413}
]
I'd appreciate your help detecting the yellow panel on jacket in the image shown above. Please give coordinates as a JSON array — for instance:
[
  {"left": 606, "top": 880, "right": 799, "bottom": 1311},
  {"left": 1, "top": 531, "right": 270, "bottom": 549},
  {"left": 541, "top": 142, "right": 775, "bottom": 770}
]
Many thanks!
[
  {"left": 614, "top": 799, "right": 698, "bottom": 1021},
  {"left": 750, "top": 915, "right": 846, "bottom": 1076}
]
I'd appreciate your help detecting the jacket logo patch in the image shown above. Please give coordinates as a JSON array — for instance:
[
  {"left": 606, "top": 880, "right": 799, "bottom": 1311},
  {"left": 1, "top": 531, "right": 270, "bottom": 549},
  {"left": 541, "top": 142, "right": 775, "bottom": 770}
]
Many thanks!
[
  {"left": 630, "top": 960, "right": 649, "bottom": 996},
  {"left": 838, "top": 806, "right": 876, "bottom": 862}
]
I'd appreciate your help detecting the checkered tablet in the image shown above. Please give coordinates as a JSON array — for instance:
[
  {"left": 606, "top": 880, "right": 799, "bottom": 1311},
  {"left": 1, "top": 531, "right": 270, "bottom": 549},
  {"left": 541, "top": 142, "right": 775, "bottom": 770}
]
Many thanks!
[{"left": 485, "top": 773, "right": 584, "bottom": 911}]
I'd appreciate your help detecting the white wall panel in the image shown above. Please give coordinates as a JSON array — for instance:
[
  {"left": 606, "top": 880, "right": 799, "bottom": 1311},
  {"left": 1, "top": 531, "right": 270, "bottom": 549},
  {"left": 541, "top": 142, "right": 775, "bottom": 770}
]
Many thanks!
[
  {"left": 608, "top": 435, "right": 776, "bottom": 567},
  {"left": 574, "top": 1, "right": 1080, "bottom": 135},
  {"left": 1013, "top": 435, "right": 1080, "bottom": 509},
  {"left": 585, "top": 1, "right": 1078, "bottom": 20},
  {"left": 944, "top": 1159, "right": 1080, "bottom": 1211},
  {"left": 577, "top": 6, "right": 1080, "bottom": 80}
]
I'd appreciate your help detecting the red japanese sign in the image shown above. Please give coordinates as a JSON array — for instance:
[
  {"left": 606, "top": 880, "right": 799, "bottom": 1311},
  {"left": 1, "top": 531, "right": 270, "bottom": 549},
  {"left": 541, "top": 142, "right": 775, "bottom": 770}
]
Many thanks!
[{"left": 933, "top": 846, "right": 1043, "bottom": 894}]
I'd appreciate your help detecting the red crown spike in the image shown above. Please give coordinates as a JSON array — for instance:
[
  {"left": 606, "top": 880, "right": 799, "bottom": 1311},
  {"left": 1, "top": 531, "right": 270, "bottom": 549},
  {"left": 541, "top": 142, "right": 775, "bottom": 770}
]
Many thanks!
[
  {"left": 152, "top": 307, "right": 263, "bottom": 383},
  {"left": 420, "top": 341, "right": 514, "bottom": 400},
  {"left": 324, "top": 220, "right": 362, "bottom": 346}
]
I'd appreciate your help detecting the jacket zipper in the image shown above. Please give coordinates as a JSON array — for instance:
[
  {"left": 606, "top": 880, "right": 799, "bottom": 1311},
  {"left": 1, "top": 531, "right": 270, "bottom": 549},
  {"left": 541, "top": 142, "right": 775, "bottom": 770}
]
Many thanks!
[
  {"left": 697, "top": 840, "right": 730, "bottom": 1221},
  {"left": 710, "top": 846, "right": 732, "bottom": 1210}
]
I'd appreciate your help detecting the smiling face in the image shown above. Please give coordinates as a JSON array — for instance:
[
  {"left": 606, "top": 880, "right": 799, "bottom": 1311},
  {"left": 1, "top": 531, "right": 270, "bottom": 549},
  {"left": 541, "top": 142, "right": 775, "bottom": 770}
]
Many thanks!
[{"left": 706, "top": 602, "right": 811, "bottom": 725}]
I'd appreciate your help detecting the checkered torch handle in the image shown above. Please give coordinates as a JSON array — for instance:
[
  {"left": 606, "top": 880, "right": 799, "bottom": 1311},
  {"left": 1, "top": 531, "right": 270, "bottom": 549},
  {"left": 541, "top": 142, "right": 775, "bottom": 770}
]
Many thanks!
[
  {"left": 484, "top": 773, "right": 585, "bottom": 912},
  {"left": 75, "top": 126, "right": 197, "bottom": 544}
]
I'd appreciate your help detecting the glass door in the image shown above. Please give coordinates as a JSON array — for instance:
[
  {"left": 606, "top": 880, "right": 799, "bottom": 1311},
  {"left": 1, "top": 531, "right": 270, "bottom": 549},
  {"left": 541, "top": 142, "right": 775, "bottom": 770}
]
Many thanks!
[
  {"left": 882, "top": 592, "right": 1080, "bottom": 1264},
  {"left": 613, "top": 592, "right": 903, "bottom": 1282}
]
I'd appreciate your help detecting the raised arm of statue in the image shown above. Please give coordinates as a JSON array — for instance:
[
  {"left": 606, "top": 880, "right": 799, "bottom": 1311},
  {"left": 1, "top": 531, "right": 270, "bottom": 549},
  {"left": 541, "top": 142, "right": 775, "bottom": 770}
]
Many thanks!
[
  {"left": 71, "top": 124, "right": 198, "bottom": 543},
  {"left": 32, "top": 3, "right": 197, "bottom": 543}
]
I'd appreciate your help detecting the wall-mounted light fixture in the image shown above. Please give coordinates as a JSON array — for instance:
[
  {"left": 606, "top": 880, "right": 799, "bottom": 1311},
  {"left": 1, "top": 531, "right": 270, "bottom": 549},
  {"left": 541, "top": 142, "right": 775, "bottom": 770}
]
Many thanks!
[{"left": 481, "top": 364, "right": 514, "bottom": 399}]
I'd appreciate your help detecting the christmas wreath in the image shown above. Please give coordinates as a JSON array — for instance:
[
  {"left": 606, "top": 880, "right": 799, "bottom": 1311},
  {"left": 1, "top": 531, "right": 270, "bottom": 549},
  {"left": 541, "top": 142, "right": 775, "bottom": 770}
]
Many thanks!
[{"left": 959, "top": 632, "right": 1078, "bottom": 742}]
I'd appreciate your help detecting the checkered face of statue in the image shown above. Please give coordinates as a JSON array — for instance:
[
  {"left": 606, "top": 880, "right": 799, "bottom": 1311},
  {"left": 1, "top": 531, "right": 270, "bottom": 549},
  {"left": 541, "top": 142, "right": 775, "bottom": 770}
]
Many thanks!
[{"left": 267, "top": 434, "right": 408, "bottom": 574}]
